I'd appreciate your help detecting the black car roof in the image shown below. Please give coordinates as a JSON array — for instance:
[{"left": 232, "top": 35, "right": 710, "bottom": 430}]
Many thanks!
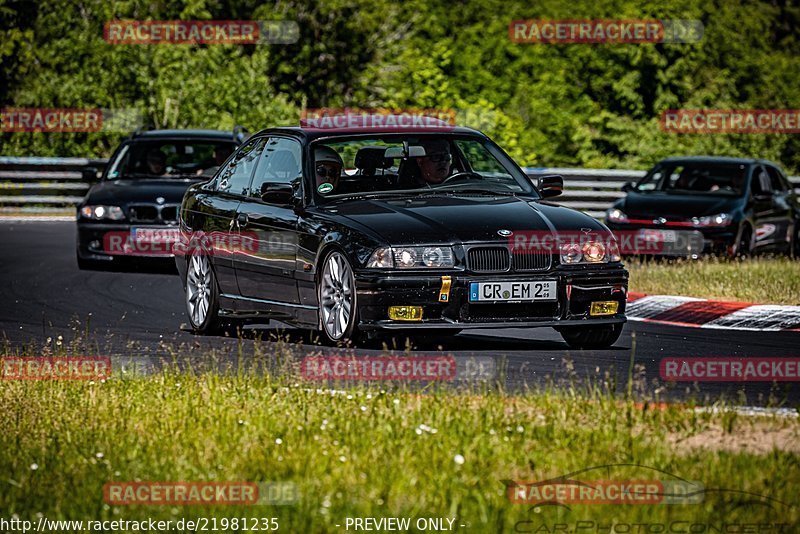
[
  {"left": 131, "top": 129, "right": 240, "bottom": 141},
  {"left": 659, "top": 155, "right": 782, "bottom": 168},
  {"left": 250, "top": 125, "right": 489, "bottom": 142}
]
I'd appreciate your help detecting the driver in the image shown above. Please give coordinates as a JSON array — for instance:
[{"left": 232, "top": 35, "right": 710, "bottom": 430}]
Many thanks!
[
  {"left": 145, "top": 149, "right": 167, "bottom": 176},
  {"left": 416, "top": 139, "right": 453, "bottom": 185},
  {"left": 314, "top": 145, "right": 343, "bottom": 193}
]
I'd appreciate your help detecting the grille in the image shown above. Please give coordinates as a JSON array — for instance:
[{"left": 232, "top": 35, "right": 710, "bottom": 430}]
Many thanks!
[
  {"left": 160, "top": 206, "right": 178, "bottom": 223},
  {"left": 467, "top": 246, "right": 510, "bottom": 272},
  {"left": 513, "top": 251, "right": 552, "bottom": 271},
  {"left": 128, "top": 204, "right": 179, "bottom": 224}
]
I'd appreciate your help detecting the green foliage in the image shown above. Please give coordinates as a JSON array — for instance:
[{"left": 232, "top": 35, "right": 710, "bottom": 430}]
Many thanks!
[{"left": 1, "top": 0, "right": 799, "bottom": 173}]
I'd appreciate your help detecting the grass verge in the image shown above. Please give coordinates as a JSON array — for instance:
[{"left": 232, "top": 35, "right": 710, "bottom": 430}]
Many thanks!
[
  {"left": 626, "top": 257, "right": 800, "bottom": 305},
  {"left": 0, "top": 364, "right": 797, "bottom": 531}
]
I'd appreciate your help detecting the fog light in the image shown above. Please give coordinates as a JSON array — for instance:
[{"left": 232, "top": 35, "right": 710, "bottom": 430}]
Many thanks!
[
  {"left": 388, "top": 306, "right": 423, "bottom": 321},
  {"left": 590, "top": 301, "right": 619, "bottom": 316}
]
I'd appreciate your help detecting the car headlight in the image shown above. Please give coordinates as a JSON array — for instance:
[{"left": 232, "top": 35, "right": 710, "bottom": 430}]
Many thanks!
[
  {"left": 691, "top": 213, "right": 731, "bottom": 227},
  {"left": 560, "top": 240, "right": 614, "bottom": 264},
  {"left": 366, "top": 246, "right": 455, "bottom": 269},
  {"left": 80, "top": 205, "right": 125, "bottom": 221},
  {"left": 606, "top": 208, "right": 628, "bottom": 223}
]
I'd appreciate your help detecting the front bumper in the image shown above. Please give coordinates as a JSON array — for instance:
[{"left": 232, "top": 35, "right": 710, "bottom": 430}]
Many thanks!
[
  {"left": 76, "top": 222, "right": 178, "bottom": 261},
  {"left": 354, "top": 266, "right": 628, "bottom": 331}
]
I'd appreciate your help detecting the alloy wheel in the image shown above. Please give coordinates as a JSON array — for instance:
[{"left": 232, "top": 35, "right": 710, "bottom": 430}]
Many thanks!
[
  {"left": 186, "top": 252, "right": 212, "bottom": 327},
  {"left": 320, "top": 251, "right": 354, "bottom": 340}
]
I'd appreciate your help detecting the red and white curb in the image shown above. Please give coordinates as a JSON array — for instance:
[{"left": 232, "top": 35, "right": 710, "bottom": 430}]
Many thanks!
[{"left": 626, "top": 292, "right": 800, "bottom": 332}]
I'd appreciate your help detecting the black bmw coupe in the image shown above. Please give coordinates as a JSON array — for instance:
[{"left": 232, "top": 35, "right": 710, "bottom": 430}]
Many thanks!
[
  {"left": 175, "top": 121, "right": 629, "bottom": 347},
  {"left": 76, "top": 129, "right": 242, "bottom": 269}
]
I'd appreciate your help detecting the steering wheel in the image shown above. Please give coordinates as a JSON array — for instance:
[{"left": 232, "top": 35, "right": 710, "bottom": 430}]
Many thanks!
[{"left": 441, "top": 171, "right": 482, "bottom": 184}]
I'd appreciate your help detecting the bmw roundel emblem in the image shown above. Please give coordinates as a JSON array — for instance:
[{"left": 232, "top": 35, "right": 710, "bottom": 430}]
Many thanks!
[
  {"left": 156, "top": 196, "right": 166, "bottom": 205},
  {"left": 497, "top": 229, "right": 513, "bottom": 237}
]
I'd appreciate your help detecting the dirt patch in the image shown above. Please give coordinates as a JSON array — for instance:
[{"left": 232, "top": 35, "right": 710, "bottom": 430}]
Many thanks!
[{"left": 669, "top": 420, "right": 800, "bottom": 454}]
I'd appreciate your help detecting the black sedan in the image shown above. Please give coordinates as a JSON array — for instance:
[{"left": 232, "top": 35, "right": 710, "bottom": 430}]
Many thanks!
[
  {"left": 606, "top": 156, "right": 799, "bottom": 257},
  {"left": 76, "top": 129, "right": 241, "bottom": 269},
  {"left": 175, "top": 123, "right": 629, "bottom": 348}
]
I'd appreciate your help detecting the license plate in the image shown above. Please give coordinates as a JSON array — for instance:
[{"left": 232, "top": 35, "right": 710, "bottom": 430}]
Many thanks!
[
  {"left": 131, "top": 227, "right": 180, "bottom": 243},
  {"left": 640, "top": 229, "right": 677, "bottom": 243},
  {"left": 469, "top": 281, "right": 556, "bottom": 302}
]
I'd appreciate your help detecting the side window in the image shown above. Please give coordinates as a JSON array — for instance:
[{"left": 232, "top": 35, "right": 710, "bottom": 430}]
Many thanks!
[
  {"left": 454, "top": 140, "right": 507, "bottom": 175},
  {"left": 751, "top": 166, "right": 773, "bottom": 196},
  {"left": 248, "top": 137, "right": 303, "bottom": 197},
  {"left": 765, "top": 166, "right": 788, "bottom": 193},
  {"left": 216, "top": 138, "right": 266, "bottom": 196}
]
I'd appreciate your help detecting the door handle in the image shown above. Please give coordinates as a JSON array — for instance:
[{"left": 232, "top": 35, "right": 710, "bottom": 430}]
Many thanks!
[{"left": 236, "top": 212, "right": 249, "bottom": 227}]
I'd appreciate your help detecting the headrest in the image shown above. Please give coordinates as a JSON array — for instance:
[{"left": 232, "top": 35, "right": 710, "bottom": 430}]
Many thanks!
[{"left": 354, "top": 146, "right": 391, "bottom": 171}]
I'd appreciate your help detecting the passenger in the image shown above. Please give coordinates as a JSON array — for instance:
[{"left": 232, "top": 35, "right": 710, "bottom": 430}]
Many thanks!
[{"left": 314, "top": 145, "right": 343, "bottom": 193}]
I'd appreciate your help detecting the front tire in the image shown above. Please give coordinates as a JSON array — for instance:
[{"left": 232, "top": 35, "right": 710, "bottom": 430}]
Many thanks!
[
  {"left": 317, "top": 250, "right": 359, "bottom": 345},
  {"left": 733, "top": 225, "right": 754, "bottom": 258},
  {"left": 185, "top": 250, "right": 223, "bottom": 334},
  {"left": 558, "top": 323, "right": 623, "bottom": 349}
]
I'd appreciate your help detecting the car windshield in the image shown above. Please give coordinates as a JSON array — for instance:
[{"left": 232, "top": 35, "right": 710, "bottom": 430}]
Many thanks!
[
  {"left": 635, "top": 162, "right": 747, "bottom": 196},
  {"left": 310, "top": 135, "right": 535, "bottom": 200},
  {"left": 106, "top": 140, "right": 236, "bottom": 179}
]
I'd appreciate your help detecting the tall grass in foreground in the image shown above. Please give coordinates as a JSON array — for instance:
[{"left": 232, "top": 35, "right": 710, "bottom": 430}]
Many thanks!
[
  {"left": 0, "top": 361, "right": 797, "bottom": 532},
  {"left": 626, "top": 256, "right": 800, "bottom": 304}
]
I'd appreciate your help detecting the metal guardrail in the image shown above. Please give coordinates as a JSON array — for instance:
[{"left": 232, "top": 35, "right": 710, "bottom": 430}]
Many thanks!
[
  {"left": 0, "top": 157, "right": 107, "bottom": 216},
  {"left": 0, "top": 157, "right": 798, "bottom": 220}
]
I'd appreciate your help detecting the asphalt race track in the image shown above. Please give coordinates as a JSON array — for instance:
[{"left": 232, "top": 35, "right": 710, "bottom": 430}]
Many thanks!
[{"left": 1, "top": 222, "right": 798, "bottom": 406}]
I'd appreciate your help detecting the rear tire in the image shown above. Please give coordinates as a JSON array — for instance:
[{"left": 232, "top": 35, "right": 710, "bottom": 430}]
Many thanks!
[{"left": 558, "top": 323, "right": 623, "bottom": 349}]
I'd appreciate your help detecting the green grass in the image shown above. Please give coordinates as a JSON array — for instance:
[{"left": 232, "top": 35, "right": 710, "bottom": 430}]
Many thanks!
[
  {"left": 626, "top": 257, "right": 800, "bottom": 305},
  {"left": 0, "top": 361, "right": 797, "bottom": 532}
]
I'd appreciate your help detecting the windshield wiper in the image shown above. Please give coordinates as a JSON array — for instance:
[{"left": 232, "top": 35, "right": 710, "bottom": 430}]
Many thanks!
[{"left": 434, "top": 188, "right": 517, "bottom": 196}]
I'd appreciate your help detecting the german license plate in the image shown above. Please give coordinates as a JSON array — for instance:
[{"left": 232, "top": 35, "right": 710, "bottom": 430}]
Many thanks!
[
  {"left": 131, "top": 227, "right": 180, "bottom": 243},
  {"left": 640, "top": 229, "right": 677, "bottom": 243},
  {"left": 469, "top": 281, "right": 556, "bottom": 302}
]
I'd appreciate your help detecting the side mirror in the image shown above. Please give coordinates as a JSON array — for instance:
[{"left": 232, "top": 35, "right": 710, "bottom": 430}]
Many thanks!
[
  {"left": 621, "top": 181, "right": 635, "bottom": 193},
  {"left": 537, "top": 174, "right": 563, "bottom": 198},
  {"left": 82, "top": 167, "right": 100, "bottom": 183},
  {"left": 260, "top": 183, "right": 294, "bottom": 204}
]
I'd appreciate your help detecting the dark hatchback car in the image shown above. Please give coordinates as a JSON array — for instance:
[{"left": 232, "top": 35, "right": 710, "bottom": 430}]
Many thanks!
[
  {"left": 606, "top": 156, "right": 799, "bottom": 257},
  {"left": 175, "top": 122, "right": 629, "bottom": 348},
  {"left": 76, "top": 129, "right": 241, "bottom": 269}
]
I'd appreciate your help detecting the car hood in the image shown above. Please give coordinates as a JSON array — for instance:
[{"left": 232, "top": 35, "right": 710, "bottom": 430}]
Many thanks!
[
  {"left": 620, "top": 192, "right": 741, "bottom": 219},
  {"left": 84, "top": 179, "right": 201, "bottom": 205},
  {"left": 326, "top": 194, "right": 607, "bottom": 244}
]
